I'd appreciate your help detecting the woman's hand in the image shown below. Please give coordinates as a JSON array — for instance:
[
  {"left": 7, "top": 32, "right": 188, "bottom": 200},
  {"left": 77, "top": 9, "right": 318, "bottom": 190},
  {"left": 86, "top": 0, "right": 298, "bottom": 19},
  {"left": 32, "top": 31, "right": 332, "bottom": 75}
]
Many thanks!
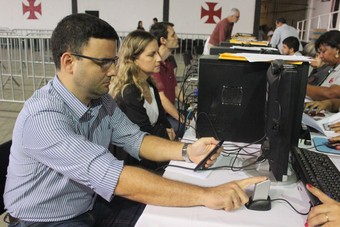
[
  {"left": 166, "top": 128, "right": 176, "bottom": 141},
  {"left": 304, "top": 100, "right": 331, "bottom": 114},
  {"left": 306, "top": 184, "right": 340, "bottom": 227},
  {"left": 329, "top": 123, "right": 340, "bottom": 133}
]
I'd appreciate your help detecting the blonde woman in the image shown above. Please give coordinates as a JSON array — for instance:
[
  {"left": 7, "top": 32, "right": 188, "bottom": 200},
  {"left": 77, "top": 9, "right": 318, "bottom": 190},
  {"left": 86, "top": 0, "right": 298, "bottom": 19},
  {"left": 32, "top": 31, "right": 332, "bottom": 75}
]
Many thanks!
[{"left": 110, "top": 30, "right": 175, "bottom": 142}]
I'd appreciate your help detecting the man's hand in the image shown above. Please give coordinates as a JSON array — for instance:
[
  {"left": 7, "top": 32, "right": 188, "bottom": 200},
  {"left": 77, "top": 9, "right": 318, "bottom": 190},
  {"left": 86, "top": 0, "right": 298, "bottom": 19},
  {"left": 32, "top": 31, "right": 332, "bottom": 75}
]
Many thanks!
[
  {"left": 202, "top": 176, "right": 268, "bottom": 211},
  {"left": 187, "top": 137, "right": 221, "bottom": 168}
]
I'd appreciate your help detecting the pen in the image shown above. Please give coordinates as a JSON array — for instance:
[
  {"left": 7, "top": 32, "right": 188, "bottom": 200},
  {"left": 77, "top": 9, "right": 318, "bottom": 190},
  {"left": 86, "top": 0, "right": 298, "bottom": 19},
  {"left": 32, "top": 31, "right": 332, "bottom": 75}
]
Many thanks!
[{"left": 194, "top": 140, "right": 224, "bottom": 172}]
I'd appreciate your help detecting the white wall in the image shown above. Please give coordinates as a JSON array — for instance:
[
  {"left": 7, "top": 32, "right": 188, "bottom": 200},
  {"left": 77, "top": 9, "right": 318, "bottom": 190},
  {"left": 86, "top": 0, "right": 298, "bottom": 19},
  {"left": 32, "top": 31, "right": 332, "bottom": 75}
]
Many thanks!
[
  {"left": 0, "top": 0, "right": 71, "bottom": 30},
  {"left": 78, "top": 0, "right": 163, "bottom": 32},
  {"left": 307, "top": 0, "right": 340, "bottom": 30},
  {"left": 169, "top": 0, "right": 256, "bottom": 35},
  {"left": 0, "top": 0, "right": 255, "bottom": 35}
]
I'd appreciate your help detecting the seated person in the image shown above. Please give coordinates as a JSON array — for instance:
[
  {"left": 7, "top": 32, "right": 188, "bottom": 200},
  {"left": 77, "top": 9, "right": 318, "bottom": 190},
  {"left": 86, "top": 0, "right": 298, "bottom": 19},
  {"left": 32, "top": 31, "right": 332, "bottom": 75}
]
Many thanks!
[
  {"left": 149, "top": 22, "right": 186, "bottom": 139},
  {"left": 110, "top": 30, "right": 175, "bottom": 170},
  {"left": 281, "top": 36, "right": 302, "bottom": 56},
  {"left": 303, "top": 42, "right": 332, "bottom": 86},
  {"left": 306, "top": 31, "right": 340, "bottom": 101},
  {"left": 306, "top": 184, "right": 340, "bottom": 227}
]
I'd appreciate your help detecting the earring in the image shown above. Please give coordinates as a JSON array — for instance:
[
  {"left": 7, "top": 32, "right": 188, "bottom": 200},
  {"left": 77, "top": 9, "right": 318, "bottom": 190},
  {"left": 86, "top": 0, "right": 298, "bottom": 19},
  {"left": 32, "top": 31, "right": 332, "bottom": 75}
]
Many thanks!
[{"left": 336, "top": 52, "right": 339, "bottom": 58}]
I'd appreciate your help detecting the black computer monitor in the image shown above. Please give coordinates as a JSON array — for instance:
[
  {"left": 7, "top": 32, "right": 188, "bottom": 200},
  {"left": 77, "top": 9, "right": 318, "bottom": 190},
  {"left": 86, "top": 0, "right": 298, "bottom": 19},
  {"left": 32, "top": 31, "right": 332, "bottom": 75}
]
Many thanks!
[
  {"left": 264, "top": 60, "right": 309, "bottom": 181},
  {"left": 197, "top": 56, "right": 309, "bottom": 182},
  {"left": 197, "top": 55, "right": 269, "bottom": 143}
]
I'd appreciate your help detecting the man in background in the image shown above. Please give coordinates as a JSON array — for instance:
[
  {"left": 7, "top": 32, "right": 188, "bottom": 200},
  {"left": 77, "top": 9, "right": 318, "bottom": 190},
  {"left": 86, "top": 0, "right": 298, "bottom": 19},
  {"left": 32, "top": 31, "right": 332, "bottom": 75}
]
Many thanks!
[
  {"left": 203, "top": 8, "right": 240, "bottom": 55},
  {"left": 281, "top": 36, "right": 302, "bottom": 56},
  {"left": 270, "top": 17, "right": 302, "bottom": 54},
  {"left": 150, "top": 22, "right": 186, "bottom": 138}
]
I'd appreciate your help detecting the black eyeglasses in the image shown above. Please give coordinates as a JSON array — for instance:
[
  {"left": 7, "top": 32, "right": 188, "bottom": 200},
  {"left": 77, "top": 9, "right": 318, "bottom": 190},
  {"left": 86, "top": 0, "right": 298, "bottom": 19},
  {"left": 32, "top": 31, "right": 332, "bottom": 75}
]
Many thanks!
[{"left": 71, "top": 53, "right": 119, "bottom": 71}]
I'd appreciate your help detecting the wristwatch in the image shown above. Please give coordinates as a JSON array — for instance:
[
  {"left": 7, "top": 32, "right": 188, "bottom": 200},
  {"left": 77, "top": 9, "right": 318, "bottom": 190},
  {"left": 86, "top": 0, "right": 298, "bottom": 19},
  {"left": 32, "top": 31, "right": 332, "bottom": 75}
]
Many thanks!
[{"left": 182, "top": 143, "right": 191, "bottom": 162}]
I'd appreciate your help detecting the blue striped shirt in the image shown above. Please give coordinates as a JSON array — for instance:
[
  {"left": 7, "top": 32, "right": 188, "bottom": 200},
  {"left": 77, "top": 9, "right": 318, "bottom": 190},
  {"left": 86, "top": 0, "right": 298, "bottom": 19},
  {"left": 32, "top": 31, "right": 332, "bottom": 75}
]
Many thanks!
[{"left": 3, "top": 76, "right": 146, "bottom": 222}]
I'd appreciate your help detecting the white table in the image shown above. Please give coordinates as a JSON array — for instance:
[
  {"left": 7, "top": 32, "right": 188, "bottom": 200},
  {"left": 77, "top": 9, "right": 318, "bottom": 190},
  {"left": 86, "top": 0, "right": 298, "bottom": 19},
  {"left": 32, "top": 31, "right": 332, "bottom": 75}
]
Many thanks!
[{"left": 136, "top": 128, "right": 340, "bottom": 227}]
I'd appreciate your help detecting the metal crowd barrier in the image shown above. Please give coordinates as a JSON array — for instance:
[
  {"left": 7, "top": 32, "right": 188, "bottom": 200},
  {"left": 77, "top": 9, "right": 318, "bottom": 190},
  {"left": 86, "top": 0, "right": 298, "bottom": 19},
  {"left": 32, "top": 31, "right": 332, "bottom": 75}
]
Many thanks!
[{"left": 0, "top": 29, "right": 208, "bottom": 103}]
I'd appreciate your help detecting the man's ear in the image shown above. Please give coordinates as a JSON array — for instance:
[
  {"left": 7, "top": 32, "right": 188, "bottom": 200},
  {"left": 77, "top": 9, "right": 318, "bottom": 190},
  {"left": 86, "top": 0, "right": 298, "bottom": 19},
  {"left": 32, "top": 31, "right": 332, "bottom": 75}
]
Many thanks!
[
  {"left": 160, "top": 37, "right": 167, "bottom": 45},
  {"left": 60, "top": 52, "right": 75, "bottom": 73}
]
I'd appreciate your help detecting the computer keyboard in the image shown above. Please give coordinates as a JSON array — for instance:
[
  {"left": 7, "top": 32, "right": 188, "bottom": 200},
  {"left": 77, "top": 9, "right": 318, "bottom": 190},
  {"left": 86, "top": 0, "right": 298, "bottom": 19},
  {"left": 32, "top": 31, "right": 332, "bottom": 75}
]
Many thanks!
[{"left": 291, "top": 146, "right": 340, "bottom": 206}]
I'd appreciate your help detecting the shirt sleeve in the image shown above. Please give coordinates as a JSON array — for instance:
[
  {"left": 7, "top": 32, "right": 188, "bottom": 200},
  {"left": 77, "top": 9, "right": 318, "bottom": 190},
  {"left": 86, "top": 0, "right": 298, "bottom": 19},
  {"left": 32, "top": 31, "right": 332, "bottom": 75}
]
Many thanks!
[
  {"left": 270, "top": 28, "right": 280, "bottom": 48},
  {"left": 22, "top": 99, "right": 124, "bottom": 201},
  {"left": 152, "top": 72, "right": 165, "bottom": 92}
]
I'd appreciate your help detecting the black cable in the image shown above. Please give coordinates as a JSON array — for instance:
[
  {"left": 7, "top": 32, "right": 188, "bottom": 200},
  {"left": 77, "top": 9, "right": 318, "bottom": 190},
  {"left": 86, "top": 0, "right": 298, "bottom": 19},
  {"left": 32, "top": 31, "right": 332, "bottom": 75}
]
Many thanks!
[{"left": 270, "top": 198, "right": 312, "bottom": 215}]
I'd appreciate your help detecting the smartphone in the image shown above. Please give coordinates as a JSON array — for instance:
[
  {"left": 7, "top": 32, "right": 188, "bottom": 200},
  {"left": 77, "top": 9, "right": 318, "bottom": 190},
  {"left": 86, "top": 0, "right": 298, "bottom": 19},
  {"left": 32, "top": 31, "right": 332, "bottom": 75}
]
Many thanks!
[{"left": 193, "top": 140, "right": 224, "bottom": 172}]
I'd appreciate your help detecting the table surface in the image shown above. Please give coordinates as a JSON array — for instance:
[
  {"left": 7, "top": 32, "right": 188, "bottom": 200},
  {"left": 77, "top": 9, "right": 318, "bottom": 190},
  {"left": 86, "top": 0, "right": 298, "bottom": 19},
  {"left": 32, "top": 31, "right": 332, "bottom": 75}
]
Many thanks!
[{"left": 136, "top": 129, "right": 340, "bottom": 227}]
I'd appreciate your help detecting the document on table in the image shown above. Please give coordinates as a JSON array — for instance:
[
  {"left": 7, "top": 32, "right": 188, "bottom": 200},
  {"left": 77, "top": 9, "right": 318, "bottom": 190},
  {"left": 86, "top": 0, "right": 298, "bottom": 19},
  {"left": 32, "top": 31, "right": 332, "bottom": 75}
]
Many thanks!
[{"left": 302, "top": 112, "right": 340, "bottom": 137}]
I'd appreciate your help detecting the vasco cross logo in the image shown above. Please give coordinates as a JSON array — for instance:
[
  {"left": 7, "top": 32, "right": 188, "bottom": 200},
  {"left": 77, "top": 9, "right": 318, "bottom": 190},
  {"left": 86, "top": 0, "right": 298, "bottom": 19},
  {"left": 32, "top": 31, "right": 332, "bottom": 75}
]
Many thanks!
[
  {"left": 201, "top": 2, "right": 222, "bottom": 24},
  {"left": 22, "top": 0, "right": 42, "bottom": 20}
]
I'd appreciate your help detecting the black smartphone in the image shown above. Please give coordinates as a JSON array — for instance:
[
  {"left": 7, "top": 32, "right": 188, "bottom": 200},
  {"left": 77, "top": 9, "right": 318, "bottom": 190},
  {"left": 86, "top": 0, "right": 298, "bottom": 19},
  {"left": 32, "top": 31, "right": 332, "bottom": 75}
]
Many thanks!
[{"left": 194, "top": 140, "right": 224, "bottom": 172}]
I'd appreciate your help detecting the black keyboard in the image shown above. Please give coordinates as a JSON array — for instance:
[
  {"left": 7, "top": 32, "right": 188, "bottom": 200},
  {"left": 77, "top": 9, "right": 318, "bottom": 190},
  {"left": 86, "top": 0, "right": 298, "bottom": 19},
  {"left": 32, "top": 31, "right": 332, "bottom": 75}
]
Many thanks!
[{"left": 291, "top": 146, "right": 340, "bottom": 206}]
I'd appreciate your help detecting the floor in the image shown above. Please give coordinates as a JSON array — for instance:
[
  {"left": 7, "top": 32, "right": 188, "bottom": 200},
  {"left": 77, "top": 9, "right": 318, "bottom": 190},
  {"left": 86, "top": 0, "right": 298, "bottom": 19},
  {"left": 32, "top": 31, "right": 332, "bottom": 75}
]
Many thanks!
[{"left": 0, "top": 102, "right": 23, "bottom": 144}]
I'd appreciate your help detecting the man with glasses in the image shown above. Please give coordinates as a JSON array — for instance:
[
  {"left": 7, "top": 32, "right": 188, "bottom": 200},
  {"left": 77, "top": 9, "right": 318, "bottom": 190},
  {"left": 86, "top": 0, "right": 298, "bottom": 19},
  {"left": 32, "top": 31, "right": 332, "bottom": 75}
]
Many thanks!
[
  {"left": 3, "top": 13, "right": 265, "bottom": 226},
  {"left": 203, "top": 8, "right": 240, "bottom": 55}
]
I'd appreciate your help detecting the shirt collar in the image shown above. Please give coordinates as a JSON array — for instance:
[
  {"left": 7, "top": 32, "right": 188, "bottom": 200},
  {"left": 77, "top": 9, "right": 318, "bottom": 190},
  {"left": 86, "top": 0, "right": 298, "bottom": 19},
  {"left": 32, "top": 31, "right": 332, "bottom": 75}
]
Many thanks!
[{"left": 52, "top": 76, "right": 90, "bottom": 119}]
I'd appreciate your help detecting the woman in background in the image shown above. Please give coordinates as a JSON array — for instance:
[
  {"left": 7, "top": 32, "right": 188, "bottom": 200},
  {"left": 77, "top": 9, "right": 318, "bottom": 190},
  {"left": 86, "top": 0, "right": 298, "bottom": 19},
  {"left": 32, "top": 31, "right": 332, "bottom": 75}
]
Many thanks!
[
  {"left": 137, "top": 20, "right": 145, "bottom": 30},
  {"left": 109, "top": 30, "right": 175, "bottom": 170},
  {"left": 303, "top": 42, "right": 332, "bottom": 86}
]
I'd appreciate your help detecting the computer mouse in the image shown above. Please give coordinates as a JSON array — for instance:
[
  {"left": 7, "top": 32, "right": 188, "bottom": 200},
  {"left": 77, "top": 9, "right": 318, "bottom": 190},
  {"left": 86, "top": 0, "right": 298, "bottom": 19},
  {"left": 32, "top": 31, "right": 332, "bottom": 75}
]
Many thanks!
[{"left": 326, "top": 141, "right": 340, "bottom": 150}]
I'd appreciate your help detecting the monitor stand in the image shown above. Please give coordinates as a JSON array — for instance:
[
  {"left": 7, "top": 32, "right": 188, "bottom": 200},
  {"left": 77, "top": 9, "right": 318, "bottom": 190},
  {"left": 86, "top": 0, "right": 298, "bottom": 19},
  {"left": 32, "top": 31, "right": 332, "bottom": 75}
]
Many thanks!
[{"left": 242, "top": 157, "right": 297, "bottom": 186}]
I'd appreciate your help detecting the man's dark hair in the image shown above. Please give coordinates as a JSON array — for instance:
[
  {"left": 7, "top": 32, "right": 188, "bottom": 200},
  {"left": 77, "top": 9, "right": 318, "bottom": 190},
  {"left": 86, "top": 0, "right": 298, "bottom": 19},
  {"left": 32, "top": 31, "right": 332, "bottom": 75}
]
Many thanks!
[
  {"left": 51, "top": 13, "right": 119, "bottom": 70},
  {"left": 149, "top": 22, "right": 174, "bottom": 46},
  {"left": 282, "top": 36, "right": 300, "bottom": 52},
  {"left": 153, "top": 17, "right": 158, "bottom": 22},
  {"left": 315, "top": 30, "right": 340, "bottom": 51},
  {"left": 276, "top": 18, "right": 286, "bottom": 24}
]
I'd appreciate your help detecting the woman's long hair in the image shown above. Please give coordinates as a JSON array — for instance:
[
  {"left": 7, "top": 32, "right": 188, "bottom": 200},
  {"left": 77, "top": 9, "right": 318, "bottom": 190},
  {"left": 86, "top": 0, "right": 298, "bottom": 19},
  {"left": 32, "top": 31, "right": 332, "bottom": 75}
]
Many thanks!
[{"left": 109, "top": 30, "right": 156, "bottom": 99}]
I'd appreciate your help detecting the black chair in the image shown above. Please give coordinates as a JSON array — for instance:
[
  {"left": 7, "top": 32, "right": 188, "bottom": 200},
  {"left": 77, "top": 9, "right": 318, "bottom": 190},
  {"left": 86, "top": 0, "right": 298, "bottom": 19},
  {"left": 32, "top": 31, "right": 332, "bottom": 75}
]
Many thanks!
[{"left": 0, "top": 140, "right": 11, "bottom": 214}]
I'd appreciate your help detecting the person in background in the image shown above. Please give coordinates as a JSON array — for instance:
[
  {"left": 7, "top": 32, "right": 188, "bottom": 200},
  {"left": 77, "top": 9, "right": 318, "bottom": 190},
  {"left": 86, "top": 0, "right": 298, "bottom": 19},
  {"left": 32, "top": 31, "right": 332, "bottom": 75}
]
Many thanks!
[
  {"left": 270, "top": 17, "right": 302, "bottom": 54},
  {"left": 137, "top": 20, "right": 145, "bottom": 30},
  {"left": 267, "top": 29, "right": 274, "bottom": 42},
  {"left": 305, "top": 184, "right": 340, "bottom": 227},
  {"left": 149, "top": 22, "right": 186, "bottom": 139},
  {"left": 306, "top": 30, "right": 340, "bottom": 101},
  {"left": 3, "top": 13, "right": 266, "bottom": 226},
  {"left": 257, "top": 24, "right": 268, "bottom": 41},
  {"left": 303, "top": 41, "right": 332, "bottom": 86},
  {"left": 281, "top": 36, "right": 302, "bottom": 56},
  {"left": 153, "top": 17, "right": 158, "bottom": 24},
  {"left": 203, "top": 8, "right": 240, "bottom": 55},
  {"left": 110, "top": 30, "right": 175, "bottom": 170}
]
